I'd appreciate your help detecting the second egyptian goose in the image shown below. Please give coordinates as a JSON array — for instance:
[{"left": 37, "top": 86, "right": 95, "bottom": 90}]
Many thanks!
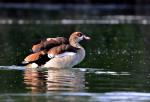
[{"left": 21, "top": 32, "right": 90, "bottom": 68}]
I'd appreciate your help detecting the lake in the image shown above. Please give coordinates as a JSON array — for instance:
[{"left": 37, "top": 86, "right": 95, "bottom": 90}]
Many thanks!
[{"left": 1, "top": 19, "right": 150, "bottom": 101}]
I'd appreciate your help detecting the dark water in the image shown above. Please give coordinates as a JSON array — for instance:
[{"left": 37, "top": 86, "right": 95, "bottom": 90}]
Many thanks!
[{"left": 1, "top": 23, "right": 150, "bottom": 101}]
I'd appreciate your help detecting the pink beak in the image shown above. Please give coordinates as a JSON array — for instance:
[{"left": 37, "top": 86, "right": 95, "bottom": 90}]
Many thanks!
[{"left": 84, "top": 35, "right": 91, "bottom": 40}]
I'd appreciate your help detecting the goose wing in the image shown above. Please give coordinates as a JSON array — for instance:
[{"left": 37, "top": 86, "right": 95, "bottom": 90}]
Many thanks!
[
  {"left": 32, "top": 37, "right": 69, "bottom": 53},
  {"left": 22, "top": 44, "right": 78, "bottom": 66},
  {"left": 22, "top": 37, "right": 69, "bottom": 65},
  {"left": 47, "top": 44, "right": 79, "bottom": 58}
]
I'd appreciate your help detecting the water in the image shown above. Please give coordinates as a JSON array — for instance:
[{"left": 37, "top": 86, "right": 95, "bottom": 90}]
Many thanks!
[
  {"left": 0, "top": 66, "right": 150, "bottom": 102},
  {"left": 1, "top": 14, "right": 150, "bottom": 101}
]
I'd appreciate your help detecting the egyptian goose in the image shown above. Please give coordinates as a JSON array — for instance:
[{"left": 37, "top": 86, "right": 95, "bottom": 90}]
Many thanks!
[{"left": 21, "top": 32, "right": 90, "bottom": 68}]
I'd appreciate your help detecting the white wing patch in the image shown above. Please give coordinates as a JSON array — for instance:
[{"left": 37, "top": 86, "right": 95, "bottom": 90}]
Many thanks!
[
  {"left": 31, "top": 63, "right": 38, "bottom": 68},
  {"left": 48, "top": 52, "right": 76, "bottom": 58},
  {"left": 48, "top": 54, "right": 55, "bottom": 58}
]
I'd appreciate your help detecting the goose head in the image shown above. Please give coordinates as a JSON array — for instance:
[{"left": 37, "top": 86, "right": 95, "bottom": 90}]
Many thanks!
[{"left": 69, "top": 32, "right": 90, "bottom": 46}]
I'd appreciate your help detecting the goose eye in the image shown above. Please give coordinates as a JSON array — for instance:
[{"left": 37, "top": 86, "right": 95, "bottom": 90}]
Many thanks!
[{"left": 77, "top": 33, "right": 83, "bottom": 37}]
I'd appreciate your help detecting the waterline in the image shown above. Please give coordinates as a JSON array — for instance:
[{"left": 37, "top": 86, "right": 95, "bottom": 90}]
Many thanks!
[{"left": 1, "top": 15, "right": 150, "bottom": 25}]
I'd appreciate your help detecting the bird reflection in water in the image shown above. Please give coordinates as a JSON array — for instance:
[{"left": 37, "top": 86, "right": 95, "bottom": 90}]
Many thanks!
[
  {"left": 23, "top": 68, "right": 85, "bottom": 93},
  {"left": 23, "top": 69, "right": 47, "bottom": 93}
]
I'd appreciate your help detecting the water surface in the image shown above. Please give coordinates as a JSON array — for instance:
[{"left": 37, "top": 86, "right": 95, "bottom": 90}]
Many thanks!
[
  {"left": 0, "top": 23, "right": 150, "bottom": 101},
  {"left": 0, "top": 66, "right": 150, "bottom": 102}
]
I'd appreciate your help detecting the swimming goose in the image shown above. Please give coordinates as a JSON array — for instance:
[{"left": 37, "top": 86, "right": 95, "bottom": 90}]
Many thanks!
[{"left": 21, "top": 32, "right": 90, "bottom": 68}]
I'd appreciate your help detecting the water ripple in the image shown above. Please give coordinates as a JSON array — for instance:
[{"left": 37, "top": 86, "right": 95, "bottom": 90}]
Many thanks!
[{"left": 1, "top": 92, "right": 150, "bottom": 102}]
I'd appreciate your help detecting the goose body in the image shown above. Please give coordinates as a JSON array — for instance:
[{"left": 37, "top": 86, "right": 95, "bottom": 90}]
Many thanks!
[
  {"left": 21, "top": 32, "right": 90, "bottom": 68},
  {"left": 44, "top": 47, "right": 85, "bottom": 68}
]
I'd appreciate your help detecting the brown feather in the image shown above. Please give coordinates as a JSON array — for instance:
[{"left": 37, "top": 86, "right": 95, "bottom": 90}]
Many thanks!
[
  {"left": 47, "top": 44, "right": 79, "bottom": 55},
  {"left": 24, "top": 51, "right": 46, "bottom": 62},
  {"left": 32, "top": 37, "right": 68, "bottom": 53}
]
